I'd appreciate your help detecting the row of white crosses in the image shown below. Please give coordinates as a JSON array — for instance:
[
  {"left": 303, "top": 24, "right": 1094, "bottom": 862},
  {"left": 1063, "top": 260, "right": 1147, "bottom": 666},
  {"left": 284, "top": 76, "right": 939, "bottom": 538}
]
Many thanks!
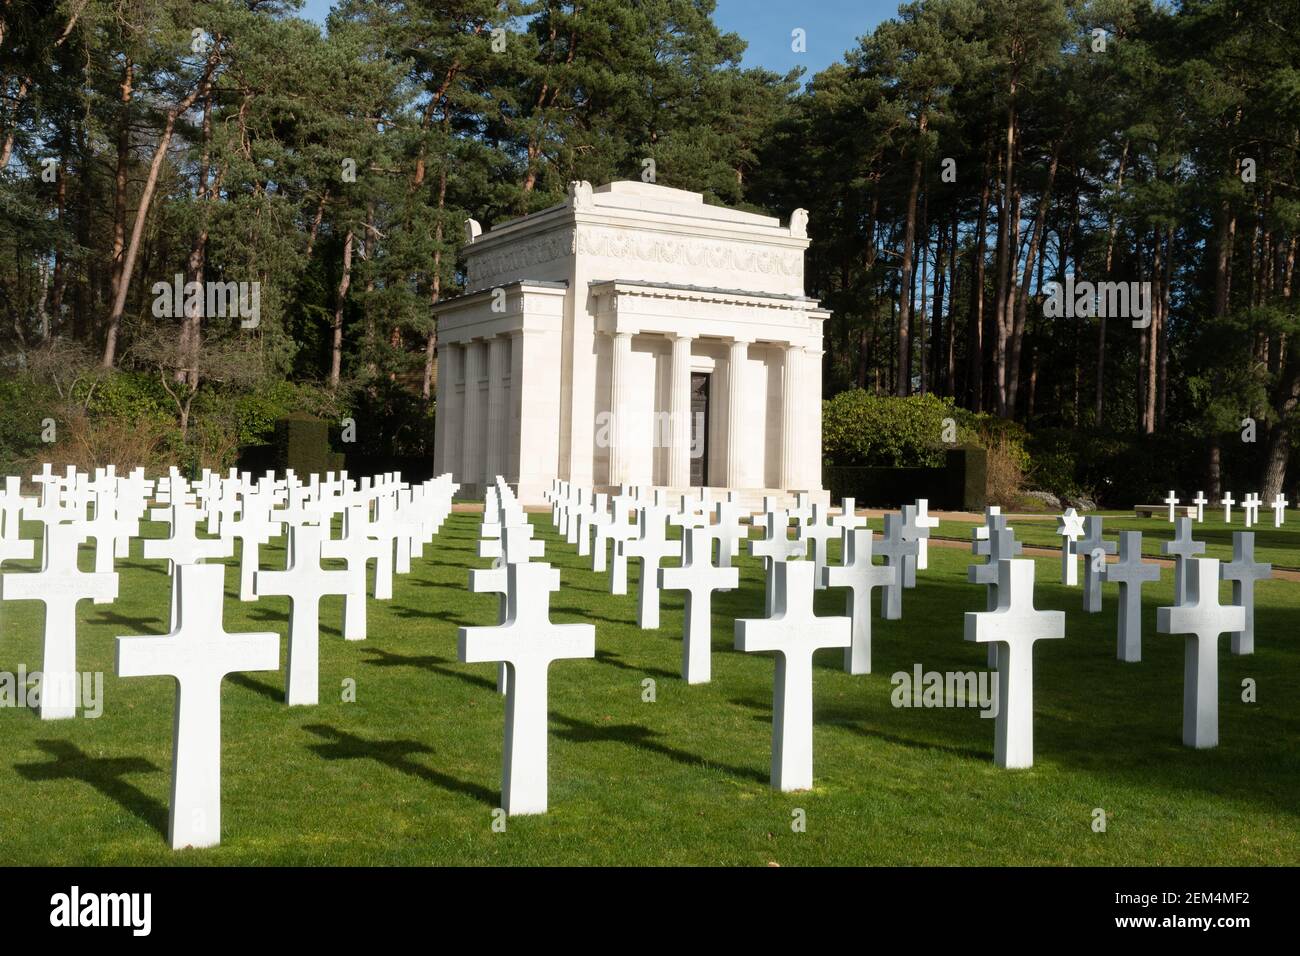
[
  {"left": 1166, "top": 489, "right": 1289, "bottom": 527},
  {"left": 463, "top": 477, "right": 593, "bottom": 814},
  {"left": 0, "top": 464, "right": 460, "bottom": 848},
  {"left": 541, "top": 481, "right": 944, "bottom": 790},
  {"left": 1069, "top": 509, "right": 1273, "bottom": 748},
  {"left": 1063, "top": 512, "right": 1271, "bottom": 662}
]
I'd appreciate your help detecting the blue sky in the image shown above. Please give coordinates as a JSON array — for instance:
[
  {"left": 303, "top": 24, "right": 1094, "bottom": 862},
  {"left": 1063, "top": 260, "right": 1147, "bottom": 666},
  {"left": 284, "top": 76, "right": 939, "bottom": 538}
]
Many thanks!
[{"left": 295, "top": 0, "right": 898, "bottom": 79}]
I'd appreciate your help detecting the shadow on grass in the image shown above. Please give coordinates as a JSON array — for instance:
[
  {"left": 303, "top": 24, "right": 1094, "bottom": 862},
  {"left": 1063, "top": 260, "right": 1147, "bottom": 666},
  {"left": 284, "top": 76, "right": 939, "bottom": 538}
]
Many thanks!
[
  {"left": 361, "top": 648, "right": 497, "bottom": 692},
  {"left": 594, "top": 648, "right": 678, "bottom": 681},
  {"left": 388, "top": 605, "right": 474, "bottom": 627},
  {"left": 552, "top": 712, "right": 768, "bottom": 785},
  {"left": 87, "top": 609, "right": 166, "bottom": 632},
  {"left": 303, "top": 723, "right": 496, "bottom": 805},
  {"left": 552, "top": 605, "right": 633, "bottom": 626},
  {"left": 15, "top": 740, "right": 168, "bottom": 837},
  {"left": 227, "top": 672, "right": 283, "bottom": 703}
]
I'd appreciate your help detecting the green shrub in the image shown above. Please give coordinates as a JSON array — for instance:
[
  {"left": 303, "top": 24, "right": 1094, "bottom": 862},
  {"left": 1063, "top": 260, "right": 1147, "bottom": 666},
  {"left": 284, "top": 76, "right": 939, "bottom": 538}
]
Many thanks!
[
  {"left": 0, "top": 375, "right": 57, "bottom": 472},
  {"left": 822, "top": 391, "right": 980, "bottom": 467},
  {"left": 76, "top": 371, "right": 173, "bottom": 429},
  {"left": 273, "top": 413, "right": 345, "bottom": 476}
]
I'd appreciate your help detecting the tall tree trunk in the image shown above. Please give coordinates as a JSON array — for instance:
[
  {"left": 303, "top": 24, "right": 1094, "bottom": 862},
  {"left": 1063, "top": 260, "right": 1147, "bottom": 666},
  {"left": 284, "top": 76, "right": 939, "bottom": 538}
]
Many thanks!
[
  {"left": 1144, "top": 231, "right": 1160, "bottom": 435},
  {"left": 102, "top": 49, "right": 221, "bottom": 368},
  {"left": 896, "top": 118, "right": 926, "bottom": 397},
  {"left": 969, "top": 150, "right": 991, "bottom": 412},
  {"left": 1261, "top": 237, "right": 1298, "bottom": 500},
  {"left": 1008, "top": 138, "right": 1061, "bottom": 413},
  {"left": 1214, "top": 196, "right": 1236, "bottom": 319},
  {"left": 993, "top": 90, "right": 1019, "bottom": 416},
  {"left": 305, "top": 190, "right": 329, "bottom": 260},
  {"left": 331, "top": 229, "right": 354, "bottom": 390},
  {"left": 1097, "top": 141, "right": 1129, "bottom": 425},
  {"left": 49, "top": 142, "right": 67, "bottom": 334},
  {"left": 107, "top": 59, "right": 134, "bottom": 343},
  {"left": 918, "top": 191, "right": 929, "bottom": 396},
  {"left": 422, "top": 161, "right": 450, "bottom": 401},
  {"left": 0, "top": 74, "right": 28, "bottom": 169},
  {"left": 930, "top": 212, "right": 947, "bottom": 396},
  {"left": 945, "top": 214, "right": 958, "bottom": 395},
  {"left": 179, "top": 92, "right": 213, "bottom": 388},
  {"left": 1158, "top": 224, "right": 1173, "bottom": 428}
]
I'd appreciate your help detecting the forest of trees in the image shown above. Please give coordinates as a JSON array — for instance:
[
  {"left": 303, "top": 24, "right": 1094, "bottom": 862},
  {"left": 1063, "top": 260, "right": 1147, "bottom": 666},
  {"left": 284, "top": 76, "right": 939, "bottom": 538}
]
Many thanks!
[{"left": 2, "top": 0, "right": 1298, "bottom": 503}]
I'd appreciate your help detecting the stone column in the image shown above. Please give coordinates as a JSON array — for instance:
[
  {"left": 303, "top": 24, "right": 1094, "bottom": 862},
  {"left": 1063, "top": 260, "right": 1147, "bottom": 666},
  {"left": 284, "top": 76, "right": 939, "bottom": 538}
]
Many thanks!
[
  {"left": 507, "top": 330, "right": 523, "bottom": 483},
  {"left": 608, "top": 331, "right": 633, "bottom": 488},
  {"left": 442, "top": 344, "right": 464, "bottom": 481},
  {"left": 726, "top": 338, "right": 750, "bottom": 489},
  {"left": 462, "top": 340, "right": 485, "bottom": 492},
  {"left": 485, "top": 335, "right": 508, "bottom": 487},
  {"left": 668, "top": 333, "right": 692, "bottom": 488},
  {"left": 805, "top": 348, "right": 824, "bottom": 489},
  {"left": 780, "top": 343, "right": 803, "bottom": 490},
  {"left": 432, "top": 339, "right": 450, "bottom": 475}
]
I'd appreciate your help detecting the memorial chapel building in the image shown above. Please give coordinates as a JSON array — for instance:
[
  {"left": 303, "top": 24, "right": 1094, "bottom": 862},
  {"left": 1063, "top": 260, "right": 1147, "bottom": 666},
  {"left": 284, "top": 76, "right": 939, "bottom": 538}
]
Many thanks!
[{"left": 432, "top": 180, "right": 830, "bottom": 506}]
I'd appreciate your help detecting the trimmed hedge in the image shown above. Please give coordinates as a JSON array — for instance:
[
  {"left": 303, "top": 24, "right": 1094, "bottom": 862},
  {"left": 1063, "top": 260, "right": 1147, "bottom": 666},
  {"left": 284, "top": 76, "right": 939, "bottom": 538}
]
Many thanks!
[
  {"left": 268, "top": 414, "right": 345, "bottom": 477},
  {"left": 825, "top": 447, "right": 987, "bottom": 510}
]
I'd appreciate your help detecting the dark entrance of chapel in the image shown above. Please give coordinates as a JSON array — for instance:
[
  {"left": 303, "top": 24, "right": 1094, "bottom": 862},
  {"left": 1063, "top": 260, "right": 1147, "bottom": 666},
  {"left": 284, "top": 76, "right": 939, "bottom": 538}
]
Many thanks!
[{"left": 690, "top": 372, "right": 710, "bottom": 487}]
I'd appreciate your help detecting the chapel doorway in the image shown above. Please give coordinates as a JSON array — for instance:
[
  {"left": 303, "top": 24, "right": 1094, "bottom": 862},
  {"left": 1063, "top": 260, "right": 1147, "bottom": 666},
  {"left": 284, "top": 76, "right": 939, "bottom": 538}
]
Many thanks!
[{"left": 690, "top": 372, "right": 710, "bottom": 487}]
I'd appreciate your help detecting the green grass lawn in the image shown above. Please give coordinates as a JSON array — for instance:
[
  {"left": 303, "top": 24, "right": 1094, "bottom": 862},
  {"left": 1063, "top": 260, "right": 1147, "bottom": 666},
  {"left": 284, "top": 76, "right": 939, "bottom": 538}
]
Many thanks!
[
  {"left": 930, "top": 510, "right": 1300, "bottom": 571},
  {"left": 0, "top": 512, "right": 1296, "bottom": 865}
]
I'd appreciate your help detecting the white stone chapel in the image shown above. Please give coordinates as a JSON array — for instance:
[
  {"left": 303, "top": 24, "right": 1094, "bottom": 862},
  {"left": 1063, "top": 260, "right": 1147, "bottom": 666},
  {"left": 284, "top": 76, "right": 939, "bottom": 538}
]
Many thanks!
[{"left": 433, "top": 180, "right": 829, "bottom": 506}]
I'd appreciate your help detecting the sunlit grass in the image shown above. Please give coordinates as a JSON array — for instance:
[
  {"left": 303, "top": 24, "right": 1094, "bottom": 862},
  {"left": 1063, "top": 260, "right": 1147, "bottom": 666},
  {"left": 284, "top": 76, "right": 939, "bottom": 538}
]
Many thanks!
[{"left": 0, "top": 512, "right": 1295, "bottom": 865}]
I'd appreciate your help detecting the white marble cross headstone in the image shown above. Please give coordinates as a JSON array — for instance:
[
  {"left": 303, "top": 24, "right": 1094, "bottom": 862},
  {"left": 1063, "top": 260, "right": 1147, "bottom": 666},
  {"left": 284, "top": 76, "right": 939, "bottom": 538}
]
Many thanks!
[
  {"left": 0, "top": 522, "right": 118, "bottom": 718},
  {"left": 117, "top": 563, "right": 279, "bottom": 848},
  {"left": 578, "top": 492, "right": 608, "bottom": 558},
  {"left": 1155, "top": 558, "right": 1244, "bottom": 749},
  {"left": 748, "top": 510, "right": 804, "bottom": 615},
  {"left": 458, "top": 561, "right": 595, "bottom": 815},
  {"left": 874, "top": 514, "right": 918, "bottom": 620},
  {"left": 1220, "top": 491, "right": 1235, "bottom": 523},
  {"left": 145, "top": 501, "right": 234, "bottom": 629},
  {"left": 830, "top": 497, "right": 866, "bottom": 537},
  {"left": 1164, "top": 490, "right": 1180, "bottom": 522},
  {"left": 708, "top": 498, "right": 748, "bottom": 577},
  {"left": 1056, "top": 508, "right": 1085, "bottom": 586},
  {"left": 254, "top": 523, "right": 352, "bottom": 706},
  {"left": 1243, "top": 492, "right": 1262, "bottom": 528},
  {"left": 598, "top": 491, "right": 637, "bottom": 580},
  {"left": 1192, "top": 490, "right": 1208, "bottom": 522},
  {"left": 1219, "top": 532, "right": 1271, "bottom": 656},
  {"left": 969, "top": 527, "right": 1021, "bottom": 611},
  {"left": 1271, "top": 493, "right": 1288, "bottom": 527},
  {"left": 320, "top": 504, "right": 373, "bottom": 640},
  {"left": 565, "top": 488, "right": 588, "bottom": 545},
  {"left": 788, "top": 492, "right": 813, "bottom": 527},
  {"left": 734, "top": 559, "right": 850, "bottom": 791},
  {"left": 798, "top": 503, "right": 839, "bottom": 591},
  {"left": 1103, "top": 531, "right": 1161, "bottom": 662},
  {"left": 473, "top": 524, "right": 545, "bottom": 695},
  {"left": 659, "top": 527, "right": 738, "bottom": 683},
  {"left": 0, "top": 477, "right": 35, "bottom": 567},
  {"left": 913, "top": 499, "right": 940, "bottom": 570},
  {"left": 968, "top": 525, "right": 1021, "bottom": 668},
  {"left": 897, "top": 504, "right": 925, "bottom": 587},
  {"left": 973, "top": 505, "right": 1004, "bottom": 546},
  {"left": 623, "top": 506, "right": 681, "bottom": 629},
  {"left": 1160, "top": 516, "right": 1205, "bottom": 605},
  {"left": 1079, "top": 516, "right": 1117, "bottom": 612},
  {"left": 964, "top": 559, "right": 1064, "bottom": 768},
  {"left": 823, "top": 528, "right": 894, "bottom": 675},
  {"left": 81, "top": 488, "right": 122, "bottom": 574},
  {"left": 226, "top": 490, "right": 281, "bottom": 602}
]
